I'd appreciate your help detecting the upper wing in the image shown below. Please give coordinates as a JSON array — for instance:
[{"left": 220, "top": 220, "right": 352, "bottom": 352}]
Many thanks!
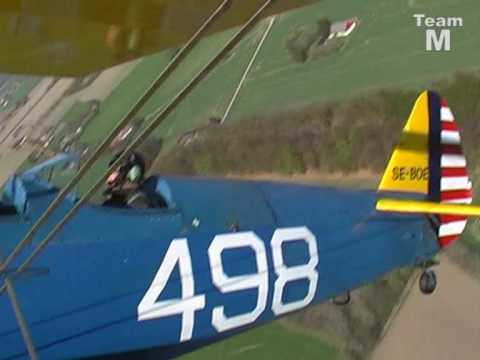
[{"left": 0, "top": 0, "right": 318, "bottom": 76}]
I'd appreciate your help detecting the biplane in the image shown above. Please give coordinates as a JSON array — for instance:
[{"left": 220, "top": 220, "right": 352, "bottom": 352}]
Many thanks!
[{"left": 0, "top": 1, "right": 477, "bottom": 359}]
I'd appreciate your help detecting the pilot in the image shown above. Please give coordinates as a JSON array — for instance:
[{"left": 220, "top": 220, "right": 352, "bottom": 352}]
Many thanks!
[
  {"left": 103, "top": 151, "right": 146, "bottom": 207},
  {"left": 106, "top": 151, "right": 145, "bottom": 191}
]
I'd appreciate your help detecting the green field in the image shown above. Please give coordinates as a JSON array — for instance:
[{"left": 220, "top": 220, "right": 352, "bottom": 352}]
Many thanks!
[
  {"left": 180, "top": 322, "right": 339, "bottom": 360},
  {"left": 234, "top": 0, "right": 480, "bottom": 119},
  {"left": 71, "top": 0, "right": 480, "bottom": 159}
]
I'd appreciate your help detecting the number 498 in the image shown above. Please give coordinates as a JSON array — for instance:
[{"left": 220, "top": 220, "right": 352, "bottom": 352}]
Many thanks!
[{"left": 137, "top": 227, "right": 318, "bottom": 342}]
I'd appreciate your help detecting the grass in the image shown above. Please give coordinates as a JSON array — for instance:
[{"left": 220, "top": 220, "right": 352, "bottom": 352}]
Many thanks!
[
  {"left": 179, "top": 322, "right": 339, "bottom": 360},
  {"left": 227, "top": 0, "right": 480, "bottom": 119},
  {"left": 63, "top": 101, "right": 92, "bottom": 123},
  {"left": 79, "top": 53, "right": 170, "bottom": 145},
  {"left": 153, "top": 72, "right": 480, "bottom": 178},
  {"left": 53, "top": 101, "right": 95, "bottom": 140},
  {"left": 142, "top": 0, "right": 480, "bottom": 141},
  {"left": 59, "top": 0, "right": 480, "bottom": 185}
]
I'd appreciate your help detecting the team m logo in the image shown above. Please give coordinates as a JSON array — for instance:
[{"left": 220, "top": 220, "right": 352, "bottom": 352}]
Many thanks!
[
  {"left": 426, "top": 29, "right": 451, "bottom": 52},
  {"left": 414, "top": 14, "right": 463, "bottom": 52}
]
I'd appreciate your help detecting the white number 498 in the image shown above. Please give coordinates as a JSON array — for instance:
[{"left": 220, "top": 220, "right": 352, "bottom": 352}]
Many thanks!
[{"left": 137, "top": 227, "right": 318, "bottom": 342}]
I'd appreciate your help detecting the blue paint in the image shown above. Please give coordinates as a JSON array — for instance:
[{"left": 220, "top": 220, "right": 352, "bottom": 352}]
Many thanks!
[
  {"left": 428, "top": 91, "right": 441, "bottom": 201},
  {"left": 0, "top": 171, "right": 439, "bottom": 359}
]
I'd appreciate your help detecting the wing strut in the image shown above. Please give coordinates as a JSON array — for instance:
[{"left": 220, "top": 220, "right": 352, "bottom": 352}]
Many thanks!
[
  {"left": 5, "top": 278, "right": 38, "bottom": 360},
  {"left": 0, "top": 0, "right": 275, "bottom": 295}
]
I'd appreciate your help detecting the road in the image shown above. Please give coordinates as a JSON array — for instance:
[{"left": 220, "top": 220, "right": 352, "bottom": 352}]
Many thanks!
[
  {"left": 372, "top": 256, "right": 480, "bottom": 360},
  {"left": 0, "top": 77, "right": 55, "bottom": 147},
  {"left": 0, "top": 77, "right": 57, "bottom": 187},
  {"left": 0, "top": 60, "right": 138, "bottom": 188}
]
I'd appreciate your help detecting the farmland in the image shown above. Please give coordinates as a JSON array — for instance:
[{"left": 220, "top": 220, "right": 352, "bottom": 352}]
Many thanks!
[{"left": 53, "top": 0, "right": 480, "bottom": 172}]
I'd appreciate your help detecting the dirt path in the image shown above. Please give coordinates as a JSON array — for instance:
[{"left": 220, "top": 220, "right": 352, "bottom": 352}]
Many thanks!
[
  {"left": 372, "top": 256, "right": 480, "bottom": 360},
  {"left": 0, "top": 61, "right": 139, "bottom": 187}
]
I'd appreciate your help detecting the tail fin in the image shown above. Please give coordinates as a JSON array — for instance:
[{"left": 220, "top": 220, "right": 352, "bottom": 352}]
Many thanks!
[{"left": 377, "top": 91, "right": 473, "bottom": 247}]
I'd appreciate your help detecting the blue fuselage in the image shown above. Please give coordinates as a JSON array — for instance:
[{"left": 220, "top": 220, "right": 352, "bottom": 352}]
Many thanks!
[{"left": 0, "top": 176, "right": 438, "bottom": 359}]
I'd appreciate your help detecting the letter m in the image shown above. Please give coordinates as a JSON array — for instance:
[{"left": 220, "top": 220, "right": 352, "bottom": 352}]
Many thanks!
[{"left": 426, "top": 29, "right": 451, "bottom": 51}]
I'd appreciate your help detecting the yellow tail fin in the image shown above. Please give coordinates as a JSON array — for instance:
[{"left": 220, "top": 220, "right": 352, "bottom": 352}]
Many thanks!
[
  {"left": 377, "top": 91, "right": 473, "bottom": 247},
  {"left": 378, "top": 91, "right": 430, "bottom": 194}
]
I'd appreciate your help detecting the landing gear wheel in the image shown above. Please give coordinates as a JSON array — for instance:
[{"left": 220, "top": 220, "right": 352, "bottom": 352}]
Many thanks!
[{"left": 419, "top": 269, "right": 437, "bottom": 295}]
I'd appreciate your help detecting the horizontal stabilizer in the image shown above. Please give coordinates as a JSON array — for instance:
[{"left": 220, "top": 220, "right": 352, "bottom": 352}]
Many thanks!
[{"left": 377, "top": 199, "right": 480, "bottom": 217}]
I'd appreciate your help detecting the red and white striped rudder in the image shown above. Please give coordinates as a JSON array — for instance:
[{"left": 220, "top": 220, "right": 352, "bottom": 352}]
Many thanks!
[{"left": 434, "top": 97, "right": 473, "bottom": 247}]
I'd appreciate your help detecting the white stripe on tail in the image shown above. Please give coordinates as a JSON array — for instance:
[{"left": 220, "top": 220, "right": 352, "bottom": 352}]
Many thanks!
[{"left": 437, "top": 97, "right": 472, "bottom": 247}]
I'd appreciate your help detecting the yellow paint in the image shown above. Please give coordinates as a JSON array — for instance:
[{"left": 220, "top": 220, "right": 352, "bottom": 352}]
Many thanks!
[
  {"left": 378, "top": 91, "right": 430, "bottom": 194},
  {"left": 0, "top": 0, "right": 318, "bottom": 76},
  {"left": 377, "top": 199, "right": 480, "bottom": 217}
]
